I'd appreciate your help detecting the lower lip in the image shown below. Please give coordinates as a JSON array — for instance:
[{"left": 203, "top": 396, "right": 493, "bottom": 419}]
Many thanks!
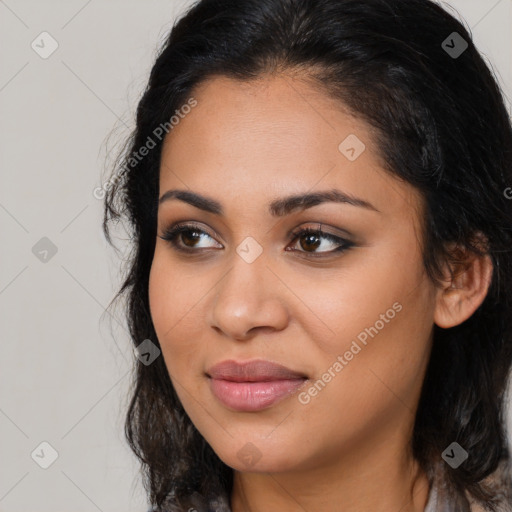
[{"left": 209, "top": 377, "right": 307, "bottom": 412}]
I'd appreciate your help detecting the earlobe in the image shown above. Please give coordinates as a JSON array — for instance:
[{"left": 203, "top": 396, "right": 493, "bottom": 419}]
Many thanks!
[{"left": 433, "top": 241, "right": 493, "bottom": 329}]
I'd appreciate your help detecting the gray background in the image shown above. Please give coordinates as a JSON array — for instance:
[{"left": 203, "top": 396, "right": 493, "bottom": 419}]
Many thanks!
[{"left": 1, "top": 1, "right": 511, "bottom": 511}]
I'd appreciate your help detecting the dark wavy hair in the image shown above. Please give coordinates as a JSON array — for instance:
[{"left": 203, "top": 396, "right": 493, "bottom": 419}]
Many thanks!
[{"left": 102, "top": 0, "right": 512, "bottom": 510}]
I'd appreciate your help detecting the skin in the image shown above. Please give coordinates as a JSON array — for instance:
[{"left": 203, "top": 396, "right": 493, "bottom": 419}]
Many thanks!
[{"left": 148, "top": 73, "right": 493, "bottom": 512}]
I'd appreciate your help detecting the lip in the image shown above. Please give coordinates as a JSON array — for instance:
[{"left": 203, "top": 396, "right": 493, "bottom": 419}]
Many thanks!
[
  {"left": 206, "top": 359, "right": 308, "bottom": 412},
  {"left": 206, "top": 359, "right": 307, "bottom": 381}
]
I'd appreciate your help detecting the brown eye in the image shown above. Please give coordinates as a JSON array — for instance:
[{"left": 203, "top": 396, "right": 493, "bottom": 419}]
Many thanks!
[
  {"left": 159, "top": 222, "right": 354, "bottom": 257},
  {"left": 179, "top": 229, "right": 202, "bottom": 248},
  {"left": 288, "top": 227, "right": 353, "bottom": 256},
  {"left": 159, "top": 224, "right": 221, "bottom": 252},
  {"left": 298, "top": 231, "right": 322, "bottom": 252}
]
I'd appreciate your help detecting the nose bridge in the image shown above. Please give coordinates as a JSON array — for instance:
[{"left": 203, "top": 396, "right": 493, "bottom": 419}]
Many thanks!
[
  {"left": 209, "top": 239, "right": 288, "bottom": 339},
  {"left": 230, "top": 236, "right": 268, "bottom": 293}
]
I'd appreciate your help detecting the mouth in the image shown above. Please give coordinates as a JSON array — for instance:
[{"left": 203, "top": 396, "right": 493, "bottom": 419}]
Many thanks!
[
  {"left": 206, "top": 358, "right": 308, "bottom": 381},
  {"left": 205, "top": 359, "right": 309, "bottom": 412}
]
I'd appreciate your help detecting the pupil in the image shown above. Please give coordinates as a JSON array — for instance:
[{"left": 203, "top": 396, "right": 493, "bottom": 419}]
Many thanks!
[
  {"left": 301, "top": 233, "right": 320, "bottom": 251},
  {"left": 183, "top": 230, "right": 201, "bottom": 247}
]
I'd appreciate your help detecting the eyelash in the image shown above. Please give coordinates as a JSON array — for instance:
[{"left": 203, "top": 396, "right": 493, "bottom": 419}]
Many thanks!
[{"left": 158, "top": 222, "right": 354, "bottom": 258}]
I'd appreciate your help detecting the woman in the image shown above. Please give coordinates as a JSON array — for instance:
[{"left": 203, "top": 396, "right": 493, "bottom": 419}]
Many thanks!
[{"left": 102, "top": 0, "right": 512, "bottom": 510}]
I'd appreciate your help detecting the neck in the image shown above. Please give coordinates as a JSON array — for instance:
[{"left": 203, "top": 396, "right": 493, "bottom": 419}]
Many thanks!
[{"left": 230, "top": 434, "right": 431, "bottom": 512}]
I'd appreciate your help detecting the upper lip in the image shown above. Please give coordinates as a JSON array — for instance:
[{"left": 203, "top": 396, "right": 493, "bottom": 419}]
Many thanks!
[{"left": 206, "top": 359, "right": 307, "bottom": 382}]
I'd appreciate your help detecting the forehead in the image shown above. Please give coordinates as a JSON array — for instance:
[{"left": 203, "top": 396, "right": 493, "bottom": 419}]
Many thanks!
[
  {"left": 162, "top": 73, "right": 363, "bottom": 166},
  {"left": 158, "top": 74, "right": 423, "bottom": 222}
]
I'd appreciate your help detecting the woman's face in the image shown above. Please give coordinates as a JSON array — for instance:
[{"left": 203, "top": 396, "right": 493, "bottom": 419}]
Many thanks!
[{"left": 149, "top": 74, "right": 438, "bottom": 474}]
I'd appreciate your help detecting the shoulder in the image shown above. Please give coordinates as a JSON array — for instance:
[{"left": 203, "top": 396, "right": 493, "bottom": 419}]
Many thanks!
[
  {"left": 425, "top": 458, "right": 512, "bottom": 511},
  {"left": 146, "top": 489, "right": 232, "bottom": 512},
  {"left": 466, "top": 458, "right": 512, "bottom": 512}
]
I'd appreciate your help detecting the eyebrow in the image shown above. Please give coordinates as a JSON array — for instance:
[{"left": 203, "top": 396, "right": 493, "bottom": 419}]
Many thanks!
[{"left": 158, "top": 188, "right": 380, "bottom": 216}]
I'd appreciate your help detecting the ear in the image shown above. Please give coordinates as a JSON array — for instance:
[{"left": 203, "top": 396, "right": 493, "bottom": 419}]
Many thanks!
[{"left": 433, "top": 235, "right": 493, "bottom": 329}]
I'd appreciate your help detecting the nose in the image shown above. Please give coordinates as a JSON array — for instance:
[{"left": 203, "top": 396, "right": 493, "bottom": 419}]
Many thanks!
[{"left": 208, "top": 250, "right": 290, "bottom": 341}]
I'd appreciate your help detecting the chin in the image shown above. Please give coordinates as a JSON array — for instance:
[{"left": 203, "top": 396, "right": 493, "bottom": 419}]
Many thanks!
[{"left": 208, "top": 436, "right": 304, "bottom": 473}]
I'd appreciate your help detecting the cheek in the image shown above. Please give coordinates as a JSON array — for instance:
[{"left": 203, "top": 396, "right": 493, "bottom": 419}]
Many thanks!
[
  {"left": 288, "top": 248, "right": 425, "bottom": 355},
  {"left": 149, "top": 250, "right": 201, "bottom": 331},
  {"left": 300, "top": 245, "right": 433, "bottom": 406},
  {"left": 312, "top": 275, "right": 433, "bottom": 422},
  {"left": 148, "top": 255, "right": 170, "bottom": 336},
  {"left": 148, "top": 254, "right": 199, "bottom": 372},
  {"left": 149, "top": 250, "right": 241, "bottom": 406}
]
